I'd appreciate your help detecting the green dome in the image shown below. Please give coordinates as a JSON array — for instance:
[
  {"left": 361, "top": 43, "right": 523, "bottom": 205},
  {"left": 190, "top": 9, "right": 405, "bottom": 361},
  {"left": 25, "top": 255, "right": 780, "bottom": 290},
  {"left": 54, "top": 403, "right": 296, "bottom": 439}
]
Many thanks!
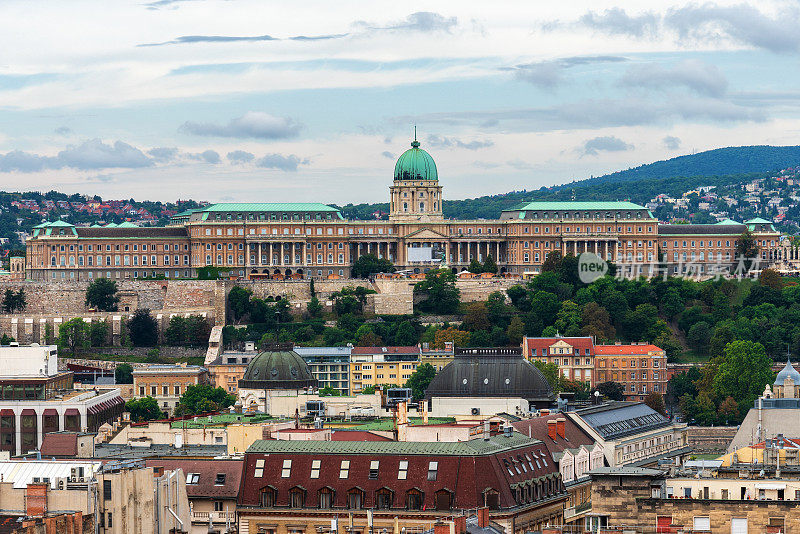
[
  {"left": 238, "top": 343, "right": 317, "bottom": 390},
  {"left": 394, "top": 139, "right": 438, "bottom": 181}
]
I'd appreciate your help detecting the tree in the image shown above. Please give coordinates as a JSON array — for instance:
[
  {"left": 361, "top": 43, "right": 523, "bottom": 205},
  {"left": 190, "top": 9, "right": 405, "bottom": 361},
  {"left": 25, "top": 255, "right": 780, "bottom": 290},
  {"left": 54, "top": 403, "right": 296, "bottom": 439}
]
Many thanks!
[
  {"left": 759, "top": 268, "right": 783, "bottom": 290},
  {"left": 541, "top": 251, "right": 563, "bottom": 273},
  {"left": 125, "top": 397, "right": 164, "bottom": 422},
  {"left": 395, "top": 321, "right": 418, "bottom": 346},
  {"left": 735, "top": 230, "right": 759, "bottom": 273},
  {"left": 319, "top": 386, "right": 341, "bottom": 396},
  {"left": 351, "top": 254, "right": 395, "bottom": 278},
  {"left": 467, "top": 258, "right": 484, "bottom": 274},
  {"left": 115, "top": 363, "right": 134, "bottom": 384},
  {"left": 506, "top": 317, "right": 525, "bottom": 345},
  {"left": 462, "top": 302, "right": 490, "bottom": 331},
  {"left": 687, "top": 321, "right": 712, "bottom": 352},
  {"left": 1, "top": 288, "right": 25, "bottom": 313},
  {"left": 533, "top": 360, "right": 560, "bottom": 392},
  {"left": 85, "top": 278, "right": 119, "bottom": 311},
  {"left": 164, "top": 316, "right": 186, "bottom": 346},
  {"left": 718, "top": 396, "right": 739, "bottom": 424},
  {"left": 89, "top": 320, "right": 109, "bottom": 347},
  {"left": 404, "top": 363, "right": 436, "bottom": 400},
  {"left": 580, "top": 302, "right": 615, "bottom": 341},
  {"left": 483, "top": 255, "right": 498, "bottom": 274},
  {"left": 228, "top": 286, "right": 252, "bottom": 323},
  {"left": 306, "top": 296, "right": 322, "bottom": 318},
  {"left": 57, "top": 318, "right": 90, "bottom": 356},
  {"left": 644, "top": 392, "right": 667, "bottom": 416},
  {"left": 127, "top": 309, "right": 159, "bottom": 346},
  {"left": 713, "top": 340, "right": 774, "bottom": 416},
  {"left": 414, "top": 269, "right": 461, "bottom": 315},
  {"left": 433, "top": 327, "right": 470, "bottom": 348},
  {"left": 176, "top": 384, "right": 236, "bottom": 415},
  {"left": 595, "top": 381, "right": 625, "bottom": 401}
]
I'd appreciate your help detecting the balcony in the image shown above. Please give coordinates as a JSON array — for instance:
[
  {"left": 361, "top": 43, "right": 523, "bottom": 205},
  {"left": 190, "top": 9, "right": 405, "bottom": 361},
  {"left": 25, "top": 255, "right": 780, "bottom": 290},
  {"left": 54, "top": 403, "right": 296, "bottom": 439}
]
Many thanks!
[
  {"left": 563, "top": 501, "right": 591, "bottom": 520},
  {"left": 191, "top": 511, "right": 236, "bottom": 523}
]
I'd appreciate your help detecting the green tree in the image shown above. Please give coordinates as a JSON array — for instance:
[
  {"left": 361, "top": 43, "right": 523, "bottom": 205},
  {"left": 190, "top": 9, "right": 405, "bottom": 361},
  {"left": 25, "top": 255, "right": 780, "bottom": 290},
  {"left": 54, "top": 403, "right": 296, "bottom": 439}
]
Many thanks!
[
  {"left": 414, "top": 269, "right": 461, "bottom": 315},
  {"left": 644, "top": 392, "right": 667, "bottom": 416},
  {"left": 57, "top": 318, "right": 90, "bottom": 355},
  {"left": 319, "top": 386, "right": 341, "bottom": 396},
  {"left": 595, "top": 381, "right": 625, "bottom": 401},
  {"left": 735, "top": 229, "right": 760, "bottom": 272},
  {"left": 351, "top": 254, "right": 395, "bottom": 278},
  {"left": 533, "top": 360, "right": 560, "bottom": 392},
  {"left": 1, "top": 288, "right": 25, "bottom": 313},
  {"left": 483, "top": 255, "right": 498, "bottom": 274},
  {"left": 176, "top": 384, "right": 236, "bottom": 415},
  {"left": 506, "top": 316, "right": 525, "bottom": 345},
  {"left": 89, "top": 320, "right": 109, "bottom": 347},
  {"left": 759, "top": 268, "right": 783, "bottom": 290},
  {"left": 185, "top": 315, "right": 211, "bottom": 346},
  {"left": 115, "top": 363, "right": 134, "bottom": 384},
  {"left": 713, "top": 340, "right": 774, "bottom": 417},
  {"left": 85, "top": 278, "right": 119, "bottom": 311},
  {"left": 580, "top": 302, "right": 615, "bottom": 341},
  {"left": 228, "top": 286, "right": 252, "bottom": 323},
  {"left": 404, "top": 363, "right": 436, "bottom": 400},
  {"left": 127, "top": 309, "right": 159, "bottom": 346},
  {"left": 394, "top": 321, "right": 418, "bottom": 346},
  {"left": 467, "top": 258, "right": 484, "bottom": 274},
  {"left": 306, "top": 296, "right": 322, "bottom": 318},
  {"left": 125, "top": 397, "right": 164, "bottom": 422},
  {"left": 164, "top": 316, "right": 186, "bottom": 346},
  {"left": 687, "top": 321, "right": 712, "bottom": 352},
  {"left": 462, "top": 302, "right": 490, "bottom": 331}
]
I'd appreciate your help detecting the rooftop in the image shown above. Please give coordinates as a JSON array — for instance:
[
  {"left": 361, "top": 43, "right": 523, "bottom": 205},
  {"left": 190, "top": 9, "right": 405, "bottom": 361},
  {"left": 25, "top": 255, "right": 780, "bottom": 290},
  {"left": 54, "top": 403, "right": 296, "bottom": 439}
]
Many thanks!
[
  {"left": 199, "top": 203, "right": 340, "bottom": 213},
  {"left": 92, "top": 443, "right": 228, "bottom": 459},
  {"left": 0, "top": 460, "right": 102, "bottom": 489},
  {"left": 504, "top": 201, "right": 648, "bottom": 212},
  {"left": 574, "top": 402, "right": 671, "bottom": 440},
  {"left": 145, "top": 458, "right": 243, "bottom": 499},
  {"left": 594, "top": 344, "right": 664, "bottom": 355},
  {"left": 589, "top": 466, "right": 665, "bottom": 477}
]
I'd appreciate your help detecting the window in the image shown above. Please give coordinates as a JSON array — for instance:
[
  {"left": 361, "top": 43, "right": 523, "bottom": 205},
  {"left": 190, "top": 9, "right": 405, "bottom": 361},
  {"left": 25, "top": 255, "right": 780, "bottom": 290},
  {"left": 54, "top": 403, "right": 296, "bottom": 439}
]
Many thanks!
[
  {"left": 427, "top": 461, "right": 438, "bottom": 481},
  {"left": 260, "top": 487, "right": 276, "bottom": 507},
  {"left": 187, "top": 473, "right": 200, "bottom": 484},
  {"left": 406, "top": 489, "right": 424, "bottom": 511},
  {"left": 214, "top": 501, "right": 224, "bottom": 512},
  {"left": 254, "top": 459, "right": 264, "bottom": 478},
  {"left": 310, "top": 460, "right": 321, "bottom": 479},
  {"left": 215, "top": 473, "right": 226, "bottom": 485},
  {"left": 281, "top": 459, "right": 292, "bottom": 478},
  {"left": 348, "top": 489, "right": 364, "bottom": 509},
  {"left": 376, "top": 488, "right": 393, "bottom": 509},
  {"left": 398, "top": 460, "right": 408, "bottom": 480},
  {"left": 107, "top": 513, "right": 112, "bottom": 528},
  {"left": 369, "top": 460, "right": 379, "bottom": 479},
  {"left": 289, "top": 488, "right": 305, "bottom": 508},
  {"left": 103, "top": 480, "right": 112, "bottom": 500},
  {"left": 693, "top": 516, "right": 710, "bottom": 531},
  {"left": 318, "top": 487, "right": 334, "bottom": 509},
  {"left": 339, "top": 460, "right": 350, "bottom": 478}
]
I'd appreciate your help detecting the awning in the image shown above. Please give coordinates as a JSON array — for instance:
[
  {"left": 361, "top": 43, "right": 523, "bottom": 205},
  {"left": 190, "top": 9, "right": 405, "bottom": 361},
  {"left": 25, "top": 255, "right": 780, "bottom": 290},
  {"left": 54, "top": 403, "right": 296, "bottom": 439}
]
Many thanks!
[
  {"left": 21, "top": 409, "right": 36, "bottom": 416},
  {"left": 65, "top": 408, "right": 79, "bottom": 416},
  {"left": 0, "top": 409, "right": 14, "bottom": 416},
  {"left": 755, "top": 483, "right": 786, "bottom": 490},
  {"left": 42, "top": 409, "right": 58, "bottom": 416}
]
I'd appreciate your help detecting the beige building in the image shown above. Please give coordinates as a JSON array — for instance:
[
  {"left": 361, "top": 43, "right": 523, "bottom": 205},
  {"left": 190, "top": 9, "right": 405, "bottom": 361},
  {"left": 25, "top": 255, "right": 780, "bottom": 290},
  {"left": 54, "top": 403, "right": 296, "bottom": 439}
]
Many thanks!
[
  {"left": 349, "top": 346, "right": 419, "bottom": 394},
  {"left": 132, "top": 364, "right": 210, "bottom": 416}
]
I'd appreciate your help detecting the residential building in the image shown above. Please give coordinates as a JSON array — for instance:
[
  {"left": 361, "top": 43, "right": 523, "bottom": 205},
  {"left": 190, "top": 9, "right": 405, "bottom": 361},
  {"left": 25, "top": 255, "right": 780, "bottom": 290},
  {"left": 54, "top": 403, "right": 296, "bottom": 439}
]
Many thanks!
[
  {"left": 594, "top": 343, "right": 668, "bottom": 401},
  {"left": 293, "top": 345, "right": 352, "bottom": 395},
  {"left": 568, "top": 401, "right": 690, "bottom": 468},
  {"left": 523, "top": 337, "right": 595, "bottom": 385},
  {"left": 145, "top": 458, "right": 242, "bottom": 534},
  {"left": 0, "top": 344, "right": 124, "bottom": 456},
  {"left": 132, "top": 364, "right": 210, "bottom": 416},
  {"left": 236, "top": 434, "right": 568, "bottom": 534},
  {"left": 207, "top": 345, "right": 257, "bottom": 395},
  {"left": 349, "top": 346, "right": 420, "bottom": 394},
  {"left": 419, "top": 342, "right": 454, "bottom": 371}
]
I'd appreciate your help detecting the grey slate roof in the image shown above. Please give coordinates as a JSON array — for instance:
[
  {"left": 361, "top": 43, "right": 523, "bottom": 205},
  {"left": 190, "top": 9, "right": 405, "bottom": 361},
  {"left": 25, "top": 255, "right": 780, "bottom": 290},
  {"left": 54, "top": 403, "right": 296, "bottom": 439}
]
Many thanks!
[
  {"left": 658, "top": 224, "right": 746, "bottom": 235},
  {"left": 575, "top": 402, "right": 670, "bottom": 440}
]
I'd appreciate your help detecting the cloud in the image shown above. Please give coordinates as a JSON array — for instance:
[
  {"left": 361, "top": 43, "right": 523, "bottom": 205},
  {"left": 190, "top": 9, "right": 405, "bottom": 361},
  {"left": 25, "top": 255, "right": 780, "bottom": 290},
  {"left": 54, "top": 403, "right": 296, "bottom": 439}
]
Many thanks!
[
  {"left": 620, "top": 59, "right": 728, "bottom": 97},
  {"left": 147, "top": 147, "right": 179, "bottom": 162},
  {"left": 510, "top": 56, "right": 627, "bottom": 89},
  {"left": 426, "top": 134, "right": 493, "bottom": 150},
  {"left": 140, "top": 32, "right": 348, "bottom": 46},
  {"left": 54, "top": 126, "right": 72, "bottom": 136},
  {"left": 581, "top": 136, "right": 634, "bottom": 156},
  {"left": 227, "top": 150, "right": 255, "bottom": 164},
  {"left": 664, "top": 3, "right": 800, "bottom": 53},
  {"left": 381, "top": 151, "right": 395, "bottom": 159},
  {"left": 579, "top": 7, "right": 659, "bottom": 38},
  {"left": 193, "top": 149, "right": 220, "bottom": 163},
  {"left": 180, "top": 112, "right": 302, "bottom": 139},
  {"left": 0, "top": 139, "right": 153, "bottom": 172},
  {"left": 662, "top": 136, "right": 682, "bottom": 150},
  {"left": 357, "top": 11, "right": 457, "bottom": 33},
  {"left": 255, "top": 153, "right": 308, "bottom": 172}
]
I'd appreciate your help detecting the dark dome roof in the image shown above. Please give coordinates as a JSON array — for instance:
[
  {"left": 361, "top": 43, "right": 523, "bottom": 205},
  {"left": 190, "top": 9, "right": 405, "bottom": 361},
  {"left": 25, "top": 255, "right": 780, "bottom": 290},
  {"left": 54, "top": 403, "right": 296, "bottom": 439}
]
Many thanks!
[
  {"left": 238, "top": 343, "right": 317, "bottom": 390},
  {"left": 425, "top": 348, "right": 554, "bottom": 401}
]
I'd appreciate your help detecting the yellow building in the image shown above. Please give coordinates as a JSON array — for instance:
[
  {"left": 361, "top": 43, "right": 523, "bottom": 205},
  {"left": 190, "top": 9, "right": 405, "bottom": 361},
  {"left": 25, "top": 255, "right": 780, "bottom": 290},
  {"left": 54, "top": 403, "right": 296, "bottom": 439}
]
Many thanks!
[
  {"left": 350, "top": 346, "right": 420, "bottom": 393},
  {"left": 419, "top": 342, "right": 454, "bottom": 371}
]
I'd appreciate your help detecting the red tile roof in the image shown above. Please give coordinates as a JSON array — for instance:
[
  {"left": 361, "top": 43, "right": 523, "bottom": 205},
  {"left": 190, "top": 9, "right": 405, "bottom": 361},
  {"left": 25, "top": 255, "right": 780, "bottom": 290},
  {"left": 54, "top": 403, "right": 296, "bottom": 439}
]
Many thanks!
[
  {"left": 594, "top": 344, "right": 663, "bottom": 355},
  {"left": 351, "top": 346, "right": 420, "bottom": 355},
  {"left": 511, "top": 415, "right": 595, "bottom": 454},
  {"left": 524, "top": 337, "right": 594, "bottom": 357},
  {"left": 145, "top": 458, "right": 243, "bottom": 499},
  {"left": 40, "top": 432, "right": 79, "bottom": 457}
]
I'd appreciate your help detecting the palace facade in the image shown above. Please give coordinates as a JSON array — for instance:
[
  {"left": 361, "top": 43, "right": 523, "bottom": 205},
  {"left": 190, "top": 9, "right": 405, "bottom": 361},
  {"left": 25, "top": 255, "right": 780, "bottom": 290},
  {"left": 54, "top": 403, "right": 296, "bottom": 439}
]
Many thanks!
[{"left": 25, "top": 138, "right": 783, "bottom": 281}]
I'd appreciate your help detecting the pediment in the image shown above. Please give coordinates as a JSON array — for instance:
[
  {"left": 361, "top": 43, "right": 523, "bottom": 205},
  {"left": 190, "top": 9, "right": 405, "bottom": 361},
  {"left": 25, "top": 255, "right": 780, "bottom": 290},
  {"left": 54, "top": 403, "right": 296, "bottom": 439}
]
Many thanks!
[{"left": 404, "top": 227, "right": 447, "bottom": 240}]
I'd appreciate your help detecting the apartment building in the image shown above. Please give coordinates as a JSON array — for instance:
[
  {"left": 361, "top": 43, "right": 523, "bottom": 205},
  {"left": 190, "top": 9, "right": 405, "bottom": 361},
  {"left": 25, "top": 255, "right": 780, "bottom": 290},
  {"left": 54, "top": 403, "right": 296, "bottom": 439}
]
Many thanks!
[
  {"left": 293, "top": 346, "right": 352, "bottom": 395},
  {"left": 132, "top": 364, "right": 210, "bottom": 416},
  {"left": 349, "top": 346, "right": 420, "bottom": 394}
]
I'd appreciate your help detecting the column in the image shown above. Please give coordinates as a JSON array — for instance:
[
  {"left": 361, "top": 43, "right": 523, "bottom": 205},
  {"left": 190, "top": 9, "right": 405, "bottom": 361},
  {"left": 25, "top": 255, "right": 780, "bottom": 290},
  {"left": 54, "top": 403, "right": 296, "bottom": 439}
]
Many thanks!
[
  {"left": 58, "top": 408, "right": 64, "bottom": 431},
  {"left": 14, "top": 410, "right": 21, "bottom": 457},
  {"left": 80, "top": 408, "right": 88, "bottom": 432},
  {"left": 36, "top": 409, "right": 43, "bottom": 453}
]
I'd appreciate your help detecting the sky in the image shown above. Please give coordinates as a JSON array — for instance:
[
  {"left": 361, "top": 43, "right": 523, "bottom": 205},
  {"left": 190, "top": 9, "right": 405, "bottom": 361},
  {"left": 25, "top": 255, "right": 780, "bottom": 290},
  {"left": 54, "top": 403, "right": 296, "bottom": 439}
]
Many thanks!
[{"left": 2, "top": 0, "right": 800, "bottom": 204}]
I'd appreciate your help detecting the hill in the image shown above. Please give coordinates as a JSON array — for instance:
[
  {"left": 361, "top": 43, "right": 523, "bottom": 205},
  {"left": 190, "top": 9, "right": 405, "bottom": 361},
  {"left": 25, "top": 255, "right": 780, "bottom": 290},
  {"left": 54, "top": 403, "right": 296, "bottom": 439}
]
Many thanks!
[{"left": 336, "top": 145, "right": 800, "bottom": 220}]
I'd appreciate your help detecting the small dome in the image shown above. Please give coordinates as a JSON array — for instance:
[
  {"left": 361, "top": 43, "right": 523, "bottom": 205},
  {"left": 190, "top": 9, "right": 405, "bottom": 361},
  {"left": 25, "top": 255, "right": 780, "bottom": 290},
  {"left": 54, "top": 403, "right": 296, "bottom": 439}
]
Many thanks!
[
  {"left": 775, "top": 358, "right": 800, "bottom": 386},
  {"left": 394, "top": 138, "right": 438, "bottom": 181},
  {"left": 425, "top": 348, "right": 554, "bottom": 402},
  {"left": 239, "top": 343, "right": 317, "bottom": 390}
]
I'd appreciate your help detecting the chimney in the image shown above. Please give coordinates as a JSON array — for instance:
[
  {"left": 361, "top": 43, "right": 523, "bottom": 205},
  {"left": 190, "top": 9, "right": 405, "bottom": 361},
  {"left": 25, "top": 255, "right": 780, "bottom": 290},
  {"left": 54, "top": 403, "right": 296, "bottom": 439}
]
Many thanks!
[
  {"left": 556, "top": 417, "right": 566, "bottom": 439},
  {"left": 454, "top": 516, "right": 466, "bottom": 534},
  {"left": 434, "top": 522, "right": 450, "bottom": 534},
  {"left": 547, "top": 420, "right": 557, "bottom": 441},
  {"left": 477, "top": 507, "right": 489, "bottom": 528}
]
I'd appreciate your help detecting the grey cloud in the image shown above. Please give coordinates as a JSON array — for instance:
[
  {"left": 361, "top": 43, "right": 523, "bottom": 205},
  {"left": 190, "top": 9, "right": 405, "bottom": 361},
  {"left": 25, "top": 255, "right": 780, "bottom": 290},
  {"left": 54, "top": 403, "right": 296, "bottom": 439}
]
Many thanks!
[
  {"left": 510, "top": 56, "right": 627, "bottom": 89},
  {"left": 426, "top": 135, "right": 493, "bottom": 150},
  {"left": 473, "top": 161, "right": 500, "bottom": 169},
  {"left": 147, "top": 147, "right": 179, "bottom": 162},
  {"left": 227, "top": 150, "right": 255, "bottom": 164},
  {"left": 0, "top": 139, "right": 153, "bottom": 172},
  {"left": 180, "top": 112, "right": 302, "bottom": 139},
  {"left": 582, "top": 136, "right": 633, "bottom": 156},
  {"left": 507, "top": 159, "right": 535, "bottom": 170},
  {"left": 381, "top": 151, "right": 395, "bottom": 159},
  {"left": 559, "top": 55, "right": 628, "bottom": 67},
  {"left": 255, "top": 154, "right": 308, "bottom": 172},
  {"left": 140, "top": 32, "right": 346, "bottom": 47},
  {"left": 54, "top": 126, "right": 72, "bottom": 136},
  {"left": 579, "top": 8, "right": 659, "bottom": 38},
  {"left": 663, "top": 136, "right": 681, "bottom": 150},
  {"left": 193, "top": 150, "right": 220, "bottom": 164},
  {"left": 355, "top": 12, "right": 457, "bottom": 33},
  {"left": 665, "top": 3, "right": 800, "bottom": 53},
  {"left": 620, "top": 59, "right": 728, "bottom": 97}
]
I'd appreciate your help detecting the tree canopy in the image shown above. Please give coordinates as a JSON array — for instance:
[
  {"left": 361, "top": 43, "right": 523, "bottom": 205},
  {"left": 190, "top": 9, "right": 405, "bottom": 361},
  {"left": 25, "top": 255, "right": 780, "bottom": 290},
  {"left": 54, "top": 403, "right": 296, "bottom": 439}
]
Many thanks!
[
  {"left": 85, "top": 278, "right": 119, "bottom": 311},
  {"left": 175, "top": 384, "right": 236, "bottom": 416},
  {"left": 404, "top": 363, "right": 437, "bottom": 400}
]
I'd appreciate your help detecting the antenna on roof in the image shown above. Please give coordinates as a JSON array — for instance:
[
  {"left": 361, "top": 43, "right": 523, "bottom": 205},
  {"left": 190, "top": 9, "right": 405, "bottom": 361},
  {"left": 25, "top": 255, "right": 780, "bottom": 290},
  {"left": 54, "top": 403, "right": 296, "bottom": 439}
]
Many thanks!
[{"left": 414, "top": 124, "right": 417, "bottom": 142}]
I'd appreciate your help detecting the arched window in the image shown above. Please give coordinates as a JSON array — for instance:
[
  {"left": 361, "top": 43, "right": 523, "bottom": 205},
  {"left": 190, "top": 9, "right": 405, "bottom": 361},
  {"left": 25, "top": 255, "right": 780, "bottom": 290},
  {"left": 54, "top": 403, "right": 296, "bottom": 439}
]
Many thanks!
[
  {"left": 375, "top": 488, "right": 393, "bottom": 509},
  {"left": 406, "top": 489, "right": 424, "bottom": 510},
  {"left": 347, "top": 488, "right": 365, "bottom": 509},
  {"left": 318, "top": 487, "right": 334, "bottom": 509},
  {"left": 260, "top": 487, "right": 277, "bottom": 507}
]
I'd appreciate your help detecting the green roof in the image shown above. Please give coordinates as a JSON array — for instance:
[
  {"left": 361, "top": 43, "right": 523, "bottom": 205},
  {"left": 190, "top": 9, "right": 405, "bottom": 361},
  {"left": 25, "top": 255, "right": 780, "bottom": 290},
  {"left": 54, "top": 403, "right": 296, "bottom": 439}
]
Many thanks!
[
  {"left": 201, "top": 203, "right": 340, "bottom": 213},
  {"left": 504, "top": 201, "right": 647, "bottom": 212},
  {"left": 745, "top": 217, "right": 772, "bottom": 224},
  {"left": 247, "top": 432, "right": 540, "bottom": 456},
  {"left": 394, "top": 138, "right": 438, "bottom": 181},
  {"left": 173, "top": 208, "right": 204, "bottom": 217},
  {"left": 103, "top": 222, "right": 118, "bottom": 228},
  {"left": 45, "top": 220, "right": 75, "bottom": 227},
  {"left": 351, "top": 417, "right": 454, "bottom": 431},
  {"left": 715, "top": 218, "right": 741, "bottom": 225},
  {"left": 116, "top": 221, "right": 138, "bottom": 228}
]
